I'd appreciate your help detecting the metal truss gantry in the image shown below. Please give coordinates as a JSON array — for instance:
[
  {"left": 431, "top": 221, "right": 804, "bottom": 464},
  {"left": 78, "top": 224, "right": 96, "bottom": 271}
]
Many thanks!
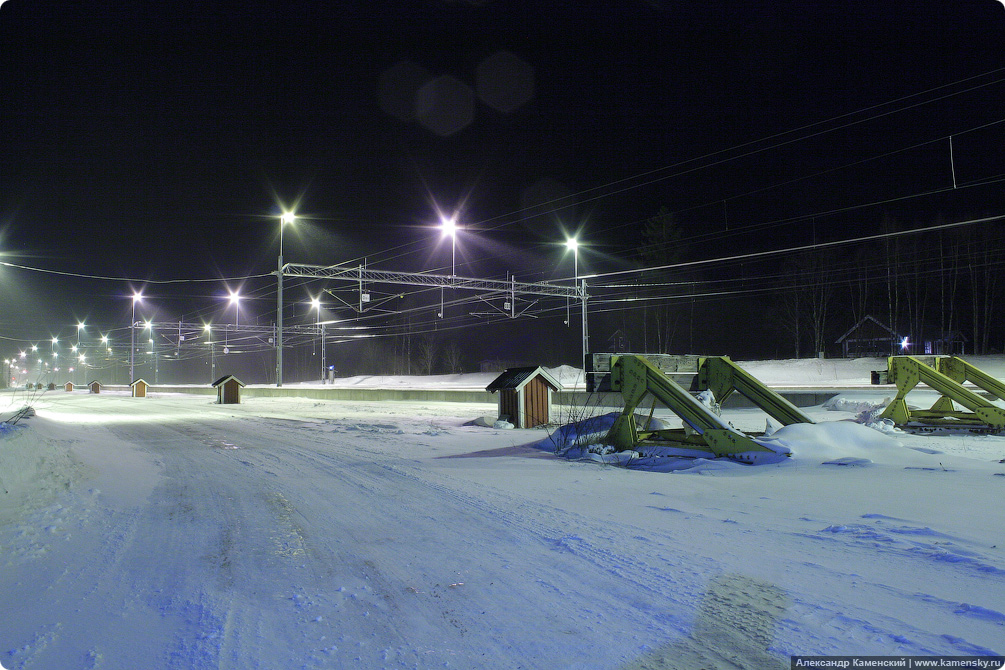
[{"left": 280, "top": 262, "right": 590, "bottom": 383}]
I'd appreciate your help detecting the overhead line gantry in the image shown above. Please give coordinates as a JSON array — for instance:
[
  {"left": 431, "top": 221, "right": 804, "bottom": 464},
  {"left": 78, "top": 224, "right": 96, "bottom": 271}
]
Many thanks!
[{"left": 280, "top": 262, "right": 589, "bottom": 383}]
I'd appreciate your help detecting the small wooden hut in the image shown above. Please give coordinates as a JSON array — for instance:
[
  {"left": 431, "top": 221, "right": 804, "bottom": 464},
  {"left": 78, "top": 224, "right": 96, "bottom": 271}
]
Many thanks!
[
  {"left": 131, "top": 378, "right": 150, "bottom": 398},
  {"left": 212, "top": 375, "right": 246, "bottom": 404},
  {"left": 486, "top": 366, "right": 562, "bottom": 428}
]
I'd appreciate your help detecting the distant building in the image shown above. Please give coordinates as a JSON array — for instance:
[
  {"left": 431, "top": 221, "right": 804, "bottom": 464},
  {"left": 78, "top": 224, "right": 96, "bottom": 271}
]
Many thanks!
[
  {"left": 479, "top": 359, "right": 535, "bottom": 373},
  {"left": 835, "top": 316, "right": 899, "bottom": 358},
  {"left": 919, "top": 330, "right": 967, "bottom": 356},
  {"left": 605, "top": 329, "right": 630, "bottom": 353}
]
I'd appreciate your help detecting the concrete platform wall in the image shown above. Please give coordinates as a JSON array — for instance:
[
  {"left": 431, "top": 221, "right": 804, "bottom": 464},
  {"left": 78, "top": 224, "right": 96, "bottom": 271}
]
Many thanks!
[{"left": 103, "top": 385, "right": 837, "bottom": 408}]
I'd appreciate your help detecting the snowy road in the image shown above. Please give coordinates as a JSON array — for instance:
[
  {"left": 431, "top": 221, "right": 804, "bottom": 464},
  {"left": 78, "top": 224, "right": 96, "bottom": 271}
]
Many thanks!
[{"left": 1, "top": 391, "right": 1004, "bottom": 669}]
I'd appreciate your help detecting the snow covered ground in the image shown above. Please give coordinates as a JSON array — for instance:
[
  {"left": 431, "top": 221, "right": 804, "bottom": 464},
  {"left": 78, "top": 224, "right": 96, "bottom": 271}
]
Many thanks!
[{"left": 1, "top": 358, "right": 1004, "bottom": 669}]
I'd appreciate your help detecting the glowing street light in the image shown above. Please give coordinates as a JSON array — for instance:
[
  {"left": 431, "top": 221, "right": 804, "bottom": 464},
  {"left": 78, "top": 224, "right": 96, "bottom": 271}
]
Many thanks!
[
  {"left": 277, "top": 211, "right": 295, "bottom": 388},
  {"left": 130, "top": 291, "right": 143, "bottom": 383}
]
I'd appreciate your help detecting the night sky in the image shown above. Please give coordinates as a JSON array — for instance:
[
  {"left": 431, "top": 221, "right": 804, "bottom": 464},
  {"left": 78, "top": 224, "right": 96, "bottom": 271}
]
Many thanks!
[{"left": 2, "top": 0, "right": 1005, "bottom": 380}]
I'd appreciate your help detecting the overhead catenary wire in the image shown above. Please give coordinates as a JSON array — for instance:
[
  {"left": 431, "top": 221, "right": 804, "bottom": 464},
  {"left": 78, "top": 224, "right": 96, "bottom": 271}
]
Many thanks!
[{"left": 4, "top": 68, "right": 1005, "bottom": 354}]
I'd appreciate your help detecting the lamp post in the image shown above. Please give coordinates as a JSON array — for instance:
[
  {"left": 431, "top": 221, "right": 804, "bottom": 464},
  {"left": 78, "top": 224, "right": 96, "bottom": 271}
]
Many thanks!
[
  {"left": 205, "top": 324, "right": 215, "bottom": 383},
  {"left": 76, "top": 323, "right": 85, "bottom": 384},
  {"left": 566, "top": 237, "right": 588, "bottom": 378},
  {"left": 228, "top": 290, "right": 241, "bottom": 326},
  {"left": 566, "top": 237, "right": 579, "bottom": 281},
  {"left": 130, "top": 292, "right": 142, "bottom": 383},
  {"left": 311, "top": 296, "right": 325, "bottom": 383},
  {"left": 144, "top": 321, "right": 157, "bottom": 384},
  {"left": 441, "top": 215, "right": 459, "bottom": 277},
  {"left": 277, "top": 211, "right": 295, "bottom": 387}
]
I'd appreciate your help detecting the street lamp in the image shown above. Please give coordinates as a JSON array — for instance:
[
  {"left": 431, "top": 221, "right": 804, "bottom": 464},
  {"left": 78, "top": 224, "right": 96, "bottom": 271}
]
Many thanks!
[
  {"left": 130, "top": 291, "right": 143, "bottom": 383},
  {"left": 277, "top": 211, "right": 295, "bottom": 387}
]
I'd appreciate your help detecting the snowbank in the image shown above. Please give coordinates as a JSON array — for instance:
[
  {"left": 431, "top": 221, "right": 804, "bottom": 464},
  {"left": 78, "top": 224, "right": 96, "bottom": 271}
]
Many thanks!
[{"left": 0, "top": 421, "right": 89, "bottom": 526}]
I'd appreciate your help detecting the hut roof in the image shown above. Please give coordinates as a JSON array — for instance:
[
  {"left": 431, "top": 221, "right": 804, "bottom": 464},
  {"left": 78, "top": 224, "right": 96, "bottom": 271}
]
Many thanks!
[
  {"left": 211, "top": 375, "right": 246, "bottom": 388},
  {"left": 486, "top": 366, "right": 562, "bottom": 393},
  {"left": 835, "top": 315, "right": 898, "bottom": 344}
]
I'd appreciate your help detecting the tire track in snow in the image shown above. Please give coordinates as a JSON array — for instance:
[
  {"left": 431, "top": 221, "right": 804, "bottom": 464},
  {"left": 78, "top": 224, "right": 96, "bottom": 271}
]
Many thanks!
[
  {"left": 246, "top": 415, "right": 1005, "bottom": 659},
  {"left": 210, "top": 415, "right": 738, "bottom": 666}
]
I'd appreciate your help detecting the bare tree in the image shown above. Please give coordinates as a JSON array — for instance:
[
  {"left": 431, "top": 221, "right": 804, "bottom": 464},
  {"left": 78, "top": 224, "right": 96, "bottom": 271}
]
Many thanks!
[
  {"left": 442, "top": 340, "right": 463, "bottom": 373},
  {"left": 414, "top": 335, "right": 438, "bottom": 375},
  {"left": 808, "top": 259, "right": 833, "bottom": 357},
  {"left": 968, "top": 225, "right": 1002, "bottom": 354},
  {"left": 882, "top": 215, "right": 902, "bottom": 342},
  {"left": 783, "top": 251, "right": 833, "bottom": 357},
  {"left": 778, "top": 285, "right": 803, "bottom": 359}
]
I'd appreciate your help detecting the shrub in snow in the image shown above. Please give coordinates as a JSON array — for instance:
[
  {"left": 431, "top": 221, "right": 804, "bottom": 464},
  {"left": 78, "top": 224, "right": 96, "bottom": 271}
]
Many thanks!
[{"left": 493, "top": 419, "right": 514, "bottom": 429}]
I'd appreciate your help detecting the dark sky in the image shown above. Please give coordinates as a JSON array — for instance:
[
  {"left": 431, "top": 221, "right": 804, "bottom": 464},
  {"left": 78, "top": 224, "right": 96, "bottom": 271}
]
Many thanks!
[{"left": 2, "top": 0, "right": 1005, "bottom": 374}]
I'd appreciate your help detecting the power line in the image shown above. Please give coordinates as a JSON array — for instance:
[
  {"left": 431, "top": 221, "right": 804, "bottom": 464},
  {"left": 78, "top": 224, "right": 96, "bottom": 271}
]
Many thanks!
[{"left": 589, "top": 213, "right": 1005, "bottom": 283}]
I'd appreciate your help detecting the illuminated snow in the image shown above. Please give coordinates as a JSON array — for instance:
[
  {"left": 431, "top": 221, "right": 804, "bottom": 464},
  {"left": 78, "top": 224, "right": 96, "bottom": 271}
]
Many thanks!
[{"left": 0, "top": 359, "right": 1003, "bottom": 668}]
